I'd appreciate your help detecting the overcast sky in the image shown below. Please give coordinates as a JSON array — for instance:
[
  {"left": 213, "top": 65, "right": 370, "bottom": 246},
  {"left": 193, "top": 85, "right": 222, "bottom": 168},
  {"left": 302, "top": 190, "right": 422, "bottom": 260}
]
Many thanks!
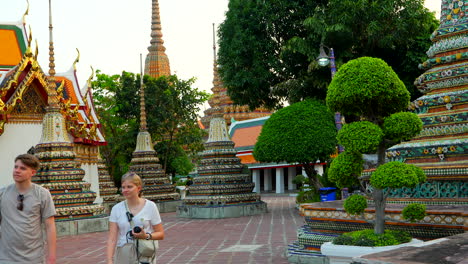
[{"left": 1, "top": 0, "right": 441, "bottom": 113}]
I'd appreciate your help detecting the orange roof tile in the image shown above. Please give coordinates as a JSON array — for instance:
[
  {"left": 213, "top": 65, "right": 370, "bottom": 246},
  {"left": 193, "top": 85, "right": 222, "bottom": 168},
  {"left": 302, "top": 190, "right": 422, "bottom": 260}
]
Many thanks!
[
  {"left": 0, "top": 29, "right": 22, "bottom": 67},
  {"left": 55, "top": 76, "right": 79, "bottom": 104},
  {"left": 231, "top": 125, "right": 262, "bottom": 148}
]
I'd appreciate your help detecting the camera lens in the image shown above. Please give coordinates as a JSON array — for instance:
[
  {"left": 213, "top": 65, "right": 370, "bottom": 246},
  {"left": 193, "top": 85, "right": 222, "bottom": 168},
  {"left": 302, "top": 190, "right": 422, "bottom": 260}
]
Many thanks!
[{"left": 133, "top": 226, "right": 142, "bottom": 233}]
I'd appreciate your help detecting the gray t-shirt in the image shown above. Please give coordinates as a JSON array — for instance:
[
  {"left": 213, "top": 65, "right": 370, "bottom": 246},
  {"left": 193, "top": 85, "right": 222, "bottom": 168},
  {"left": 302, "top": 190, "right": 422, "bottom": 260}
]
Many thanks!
[{"left": 0, "top": 183, "right": 56, "bottom": 264}]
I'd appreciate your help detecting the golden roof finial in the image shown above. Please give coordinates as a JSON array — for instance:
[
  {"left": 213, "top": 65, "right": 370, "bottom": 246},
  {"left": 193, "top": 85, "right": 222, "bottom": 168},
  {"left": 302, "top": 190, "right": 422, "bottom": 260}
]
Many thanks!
[
  {"left": 22, "top": 0, "right": 30, "bottom": 25},
  {"left": 34, "top": 39, "right": 39, "bottom": 61},
  {"left": 73, "top": 48, "right": 80, "bottom": 71},
  {"left": 25, "top": 25, "right": 33, "bottom": 56},
  {"left": 47, "top": 0, "right": 59, "bottom": 108},
  {"left": 139, "top": 54, "right": 148, "bottom": 131},
  {"left": 83, "top": 66, "right": 94, "bottom": 108},
  {"left": 213, "top": 23, "right": 217, "bottom": 62}
]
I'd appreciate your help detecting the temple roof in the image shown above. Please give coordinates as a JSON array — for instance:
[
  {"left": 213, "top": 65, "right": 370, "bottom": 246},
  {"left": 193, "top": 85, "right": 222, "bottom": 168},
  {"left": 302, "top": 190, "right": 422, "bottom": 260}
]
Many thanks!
[
  {"left": 0, "top": 15, "right": 105, "bottom": 145},
  {"left": 0, "top": 20, "right": 27, "bottom": 71},
  {"left": 229, "top": 116, "right": 269, "bottom": 152}
]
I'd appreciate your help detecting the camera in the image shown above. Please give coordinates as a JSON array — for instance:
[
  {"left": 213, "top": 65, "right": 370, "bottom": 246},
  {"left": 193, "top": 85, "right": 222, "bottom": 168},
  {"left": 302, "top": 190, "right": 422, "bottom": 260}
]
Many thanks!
[
  {"left": 127, "top": 226, "right": 142, "bottom": 238},
  {"left": 133, "top": 226, "right": 142, "bottom": 233}
]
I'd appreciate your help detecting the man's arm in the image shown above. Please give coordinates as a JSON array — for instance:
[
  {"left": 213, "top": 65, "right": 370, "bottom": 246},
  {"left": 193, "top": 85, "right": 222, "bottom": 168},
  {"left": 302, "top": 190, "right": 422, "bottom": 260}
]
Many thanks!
[{"left": 44, "top": 216, "right": 56, "bottom": 264}]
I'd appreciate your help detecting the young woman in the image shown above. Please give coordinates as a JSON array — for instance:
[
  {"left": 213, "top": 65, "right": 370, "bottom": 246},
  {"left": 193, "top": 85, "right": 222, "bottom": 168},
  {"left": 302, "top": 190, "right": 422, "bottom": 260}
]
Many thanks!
[{"left": 106, "top": 172, "right": 164, "bottom": 264}]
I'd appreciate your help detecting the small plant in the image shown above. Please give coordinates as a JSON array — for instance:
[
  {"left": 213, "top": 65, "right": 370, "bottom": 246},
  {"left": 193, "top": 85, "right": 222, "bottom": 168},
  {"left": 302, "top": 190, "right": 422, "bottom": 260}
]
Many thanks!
[
  {"left": 343, "top": 194, "right": 367, "bottom": 215},
  {"left": 296, "top": 190, "right": 320, "bottom": 203},
  {"left": 292, "top": 174, "right": 308, "bottom": 188},
  {"left": 402, "top": 203, "right": 426, "bottom": 223},
  {"left": 333, "top": 229, "right": 411, "bottom": 247},
  {"left": 176, "top": 179, "right": 187, "bottom": 186}
]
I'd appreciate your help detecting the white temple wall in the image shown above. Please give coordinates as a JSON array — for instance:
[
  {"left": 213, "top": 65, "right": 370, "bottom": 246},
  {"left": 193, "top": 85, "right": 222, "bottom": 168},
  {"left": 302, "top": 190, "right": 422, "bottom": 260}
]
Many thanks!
[
  {"left": 81, "top": 162, "right": 102, "bottom": 204},
  {"left": 0, "top": 123, "right": 42, "bottom": 187}
]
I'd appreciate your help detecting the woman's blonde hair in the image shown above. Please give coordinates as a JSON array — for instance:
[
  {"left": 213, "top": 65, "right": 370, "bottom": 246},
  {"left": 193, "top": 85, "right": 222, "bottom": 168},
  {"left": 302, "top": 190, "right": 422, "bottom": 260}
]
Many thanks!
[{"left": 121, "top": 172, "right": 143, "bottom": 197}]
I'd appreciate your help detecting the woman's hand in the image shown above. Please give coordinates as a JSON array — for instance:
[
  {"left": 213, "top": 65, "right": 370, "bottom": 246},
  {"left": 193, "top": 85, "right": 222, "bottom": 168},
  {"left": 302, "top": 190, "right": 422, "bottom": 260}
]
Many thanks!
[{"left": 132, "top": 228, "right": 146, "bottom": 239}]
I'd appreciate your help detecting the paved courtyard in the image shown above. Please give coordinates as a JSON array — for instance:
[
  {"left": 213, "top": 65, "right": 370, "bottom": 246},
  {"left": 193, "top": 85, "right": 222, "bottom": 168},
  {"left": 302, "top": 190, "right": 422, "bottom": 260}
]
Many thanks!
[{"left": 56, "top": 195, "right": 303, "bottom": 264}]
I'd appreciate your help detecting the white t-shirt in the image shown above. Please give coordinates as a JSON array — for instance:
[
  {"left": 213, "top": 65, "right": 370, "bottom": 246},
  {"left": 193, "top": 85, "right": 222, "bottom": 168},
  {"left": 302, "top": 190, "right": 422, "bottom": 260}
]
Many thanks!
[{"left": 109, "top": 199, "right": 162, "bottom": 247}]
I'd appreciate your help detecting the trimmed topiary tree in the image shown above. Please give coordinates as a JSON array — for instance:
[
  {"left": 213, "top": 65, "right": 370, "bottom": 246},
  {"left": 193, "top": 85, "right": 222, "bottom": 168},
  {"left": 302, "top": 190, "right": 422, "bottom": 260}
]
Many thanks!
[
  {"left": 253, "top": 99, "right": 337, "bottom": 191},
  {"left": 326, "top": 57, "right": 425, "bottom": 235}
]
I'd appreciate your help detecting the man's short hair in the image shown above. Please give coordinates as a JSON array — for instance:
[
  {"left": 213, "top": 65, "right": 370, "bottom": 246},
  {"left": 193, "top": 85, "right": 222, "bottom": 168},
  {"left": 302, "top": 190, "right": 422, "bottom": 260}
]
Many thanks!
[{"left": 15, "top": 154, "right": 40, "bottom": 170}]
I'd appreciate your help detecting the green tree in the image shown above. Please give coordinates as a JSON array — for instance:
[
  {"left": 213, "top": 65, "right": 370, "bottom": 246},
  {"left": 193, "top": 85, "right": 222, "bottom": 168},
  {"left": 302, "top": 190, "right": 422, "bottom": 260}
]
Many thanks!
[
  {"left": 218, "top": 0, "right": 438, "bottom": 109},
  {"left": 326, "top": 57, "right": 425, "bottom": 235},
  {"left": 92, "top": 72, "right": 208, "bottom": 183},
  {"left": 92, "top": 71, "right": 138, "bottom": 184},
  {"left": 253, "top": 99, "right": 337, "bottom": 190},
  {"left": 218, "top": 0, "right": 320, "bottom": 109}
]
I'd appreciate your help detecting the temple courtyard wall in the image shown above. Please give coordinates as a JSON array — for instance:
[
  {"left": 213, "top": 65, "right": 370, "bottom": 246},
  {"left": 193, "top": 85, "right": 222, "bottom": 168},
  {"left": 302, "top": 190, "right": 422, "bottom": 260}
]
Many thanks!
[{"left": 0, "top": 122, "right": 103, "bottom": 203}]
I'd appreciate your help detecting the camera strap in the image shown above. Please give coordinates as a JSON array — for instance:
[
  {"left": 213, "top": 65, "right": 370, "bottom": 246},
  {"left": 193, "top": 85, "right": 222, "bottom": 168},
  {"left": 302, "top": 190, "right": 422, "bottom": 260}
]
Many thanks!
[{"left": 124, "top": 200, "right": 152, "bottom": 263}]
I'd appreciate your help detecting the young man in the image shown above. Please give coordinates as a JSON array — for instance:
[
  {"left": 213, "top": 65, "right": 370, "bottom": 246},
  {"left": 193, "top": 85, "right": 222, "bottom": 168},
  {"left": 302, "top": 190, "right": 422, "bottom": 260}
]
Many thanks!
[{"left": 0, "top": 154, "right": 57, "bottom": 264}]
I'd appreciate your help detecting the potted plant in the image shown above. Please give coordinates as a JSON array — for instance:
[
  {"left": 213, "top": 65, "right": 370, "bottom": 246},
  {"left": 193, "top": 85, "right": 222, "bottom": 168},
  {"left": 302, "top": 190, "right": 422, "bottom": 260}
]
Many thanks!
[{"left": 323, "top": 57, "right": 426, "bottom": 261}]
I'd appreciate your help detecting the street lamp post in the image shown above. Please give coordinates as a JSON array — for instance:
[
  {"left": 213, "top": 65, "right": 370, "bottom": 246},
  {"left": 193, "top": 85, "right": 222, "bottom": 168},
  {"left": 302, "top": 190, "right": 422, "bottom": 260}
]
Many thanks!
[{"left": 317, "top": 45, "right": 343, "bottom": 152}]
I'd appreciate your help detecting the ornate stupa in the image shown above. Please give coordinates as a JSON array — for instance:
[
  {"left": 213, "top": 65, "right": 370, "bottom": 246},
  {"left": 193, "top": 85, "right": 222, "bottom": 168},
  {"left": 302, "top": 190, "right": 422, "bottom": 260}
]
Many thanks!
[
  {"left": 97, "top": 154, "right": 118, "bottom": 205},
  {"left": 33, "top": 1, "right": 104, "bottom": 220},
  {"left": 128, "top": 57, "right": 179, "bottom": 204},
  {"left": 144, "top": 0, "right": 171, "bottom": 78},
  {"left": 177, "top": 115, "right": 267, "bottom": 218},
  {"left": 386, "top": 0, "right": 468, "bottom": 203},
  {"left": 200, "top": 24, "right": 272, "bottom": 130}
]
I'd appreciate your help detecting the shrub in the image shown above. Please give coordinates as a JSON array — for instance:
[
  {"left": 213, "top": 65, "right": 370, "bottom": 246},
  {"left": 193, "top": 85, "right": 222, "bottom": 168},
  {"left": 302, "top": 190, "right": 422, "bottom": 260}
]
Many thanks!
[
  {"left": 383, "top": 112, "right": 423, "bottom": 142},
  {"left": 333, "top": 229, "right": 411, "bottom": 247},
  {"left": 370, "top": 161, "right": 420, "bottom": 189},
  {"left": 327, "top": 57, "right": 410, "bottom": 118},
  {"left": 328, "top": 151, "right": 363, "bottom": 188},
  {"left": 337, "top": 121, "right": 383, "bottom": 153},
  {"left": 296, "top": 190, "right": 320, "bottom": 203},
  {"left": 343, "top": 194, "right": 368, "bottom": 215},
  {"left": 292, "top": 175, "right": 308, "bottom": 186},
  {"left": 402, "top": 203, "right": 426, "bottom": 223}
]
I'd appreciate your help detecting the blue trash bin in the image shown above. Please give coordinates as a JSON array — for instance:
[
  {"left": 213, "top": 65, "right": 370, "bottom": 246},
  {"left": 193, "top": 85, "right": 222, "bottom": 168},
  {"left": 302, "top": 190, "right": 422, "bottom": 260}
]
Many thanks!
[{"left": 319, "top": 187, "right": 337, "bottom": 202}]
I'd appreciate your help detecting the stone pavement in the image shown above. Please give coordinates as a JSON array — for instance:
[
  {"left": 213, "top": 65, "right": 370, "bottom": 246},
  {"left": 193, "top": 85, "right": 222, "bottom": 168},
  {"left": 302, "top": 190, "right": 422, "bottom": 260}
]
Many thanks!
[{"left": 56, "top": 195, "right": 303, "bottom": 264}]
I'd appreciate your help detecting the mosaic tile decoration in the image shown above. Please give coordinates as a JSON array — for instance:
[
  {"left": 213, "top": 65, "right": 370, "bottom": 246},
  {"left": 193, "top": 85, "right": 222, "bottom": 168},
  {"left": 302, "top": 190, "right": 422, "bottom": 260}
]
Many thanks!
[
  {"left": 182, "top": 116, "right": 263, "bottom": 206},
  {"left": 388, "top": 0, "right": 468, "bottom": 189},
  {"left": 97, "top": 156, "right": 118, "bottom": 203},
  {"left": 34, "top": 111, "right": 104, "bottom": 221}
]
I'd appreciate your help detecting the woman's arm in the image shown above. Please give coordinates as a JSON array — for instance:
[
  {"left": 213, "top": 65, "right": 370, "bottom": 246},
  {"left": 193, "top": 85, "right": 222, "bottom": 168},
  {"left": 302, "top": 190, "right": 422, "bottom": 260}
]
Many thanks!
[
  {"left": 149, "top": 223, "right": 164, "bottom": 240},
  {"left": 106, "top": 222, "right": 119, "bottom": 264}
]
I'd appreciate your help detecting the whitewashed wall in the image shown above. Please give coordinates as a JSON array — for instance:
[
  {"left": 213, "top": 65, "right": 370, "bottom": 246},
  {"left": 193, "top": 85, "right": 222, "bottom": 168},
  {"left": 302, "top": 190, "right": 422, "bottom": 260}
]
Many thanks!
[{"left": 0, "top": 123, "right": 42, "bottom": 187}]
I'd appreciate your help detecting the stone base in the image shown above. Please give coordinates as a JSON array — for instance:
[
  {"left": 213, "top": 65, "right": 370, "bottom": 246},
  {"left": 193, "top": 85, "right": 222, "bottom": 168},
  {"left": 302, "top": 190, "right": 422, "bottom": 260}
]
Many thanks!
[
  {"left": 287, "top": 241, "right": 330, "bottom": 264},
  {"left": 102, "top": 201, "right": 117, "bottom": 215},
  {"left": 321, "top": 239, "right": 423, "bottom": 264},
  {"left": 177, "top": 201, "right": 267, "bottom": 219},
  {"left": 56, "top": 216, "right": 109, "bottom": 237},
  {"left": 156, "top": 199, "right": 183, "bottom": 213}
]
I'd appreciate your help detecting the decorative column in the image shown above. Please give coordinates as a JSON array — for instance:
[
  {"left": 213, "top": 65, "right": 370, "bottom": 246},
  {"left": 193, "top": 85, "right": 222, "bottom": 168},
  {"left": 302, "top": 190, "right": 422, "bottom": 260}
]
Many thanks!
[
  {"left": 288, "top": 167, "right": 297, "bottom": 191},
  {"left": 264, "top": 169, "right": 272, "bottom": 191},
  {"left": 252, "top": 169, "right": 261, "bottom": 193},
  {"left": 276, "top": 168, "right": 285, "bottom": 194}
]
